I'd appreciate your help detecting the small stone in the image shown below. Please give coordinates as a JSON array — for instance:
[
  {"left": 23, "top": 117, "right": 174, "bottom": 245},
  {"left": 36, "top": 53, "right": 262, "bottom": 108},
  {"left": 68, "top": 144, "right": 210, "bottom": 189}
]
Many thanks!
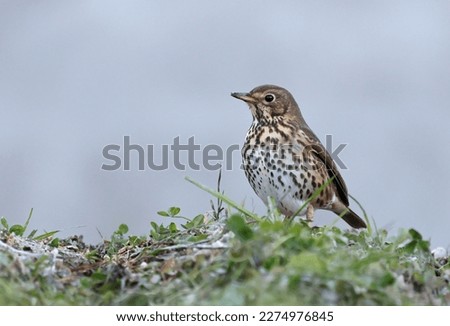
[
  {"left": 432, "top": 247, "right": 448, "bottom": 266},
  {"left": 150, "top": 274, "right": 161, "bottom": 284}
]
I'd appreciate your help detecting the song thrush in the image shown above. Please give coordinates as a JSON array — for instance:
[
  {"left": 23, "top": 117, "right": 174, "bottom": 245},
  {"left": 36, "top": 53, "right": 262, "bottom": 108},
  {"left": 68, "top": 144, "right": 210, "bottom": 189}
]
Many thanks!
[{"left": 231, "top": 85, "right": 366, "bottom": 228}]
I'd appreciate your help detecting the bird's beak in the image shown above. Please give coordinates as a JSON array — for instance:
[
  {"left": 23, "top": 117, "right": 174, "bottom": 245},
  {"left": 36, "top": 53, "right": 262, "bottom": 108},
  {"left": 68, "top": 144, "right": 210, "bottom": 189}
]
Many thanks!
[{"left": 231, "top": 92, "right": 257, "bottom": 104}]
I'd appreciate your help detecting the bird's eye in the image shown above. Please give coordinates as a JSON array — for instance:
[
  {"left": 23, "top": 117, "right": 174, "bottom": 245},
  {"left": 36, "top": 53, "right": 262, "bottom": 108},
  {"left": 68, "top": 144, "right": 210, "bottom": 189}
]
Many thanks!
[{"left": 264, "top": 94, "right": 275, "bottom": 103}]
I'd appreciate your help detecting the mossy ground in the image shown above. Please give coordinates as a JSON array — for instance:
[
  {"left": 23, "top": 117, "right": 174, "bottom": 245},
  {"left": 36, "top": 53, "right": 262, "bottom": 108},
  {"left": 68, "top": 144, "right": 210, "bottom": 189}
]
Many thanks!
[{"left": 0, "top": 205, "right": 448, "bottom": 305}]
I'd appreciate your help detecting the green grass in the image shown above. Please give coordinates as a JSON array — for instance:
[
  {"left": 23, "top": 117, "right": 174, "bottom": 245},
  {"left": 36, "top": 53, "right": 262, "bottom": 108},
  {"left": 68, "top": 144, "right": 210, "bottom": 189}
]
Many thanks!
[{"left": 0, "top": 181, "right": 449, "bottom": 305}]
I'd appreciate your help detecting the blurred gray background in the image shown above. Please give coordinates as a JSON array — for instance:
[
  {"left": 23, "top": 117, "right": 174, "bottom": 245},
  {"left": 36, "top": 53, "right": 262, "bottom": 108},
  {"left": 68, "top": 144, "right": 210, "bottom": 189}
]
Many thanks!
[{"left": 1, "top": 1, "right": 449, "bottom": 247}]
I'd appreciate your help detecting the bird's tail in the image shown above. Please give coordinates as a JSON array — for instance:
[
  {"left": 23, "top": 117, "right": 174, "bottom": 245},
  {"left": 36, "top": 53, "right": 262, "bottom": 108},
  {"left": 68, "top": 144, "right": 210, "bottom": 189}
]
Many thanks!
[{"left": 340, "top": 207, "right": 367, "bottom": 229}]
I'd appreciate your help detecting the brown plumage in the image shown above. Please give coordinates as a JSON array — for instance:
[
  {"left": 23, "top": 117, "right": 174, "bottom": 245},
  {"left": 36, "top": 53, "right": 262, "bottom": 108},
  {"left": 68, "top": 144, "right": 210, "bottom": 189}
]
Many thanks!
[{"left": 231, "top": 84, "right": 366, "bottom": 229}]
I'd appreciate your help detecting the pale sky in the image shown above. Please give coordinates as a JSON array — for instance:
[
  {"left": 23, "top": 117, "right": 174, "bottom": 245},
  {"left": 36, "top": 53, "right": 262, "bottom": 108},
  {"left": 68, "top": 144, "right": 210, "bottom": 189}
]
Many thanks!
[{"left": 1, "top": 1, "right": 449, "bottom": 247}]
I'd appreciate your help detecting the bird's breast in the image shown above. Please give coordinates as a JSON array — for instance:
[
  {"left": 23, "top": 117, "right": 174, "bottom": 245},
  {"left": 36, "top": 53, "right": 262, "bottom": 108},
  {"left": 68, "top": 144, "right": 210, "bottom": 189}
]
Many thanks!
[{"left": 241, "top": 125, "right": 335, "bottom": 215}]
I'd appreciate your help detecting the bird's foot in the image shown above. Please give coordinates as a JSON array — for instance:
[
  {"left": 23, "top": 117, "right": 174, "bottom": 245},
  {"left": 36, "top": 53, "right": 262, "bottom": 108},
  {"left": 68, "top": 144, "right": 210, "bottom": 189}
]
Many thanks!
[{"left": 306, "top": 204, "right": 314, "bottom": 227}]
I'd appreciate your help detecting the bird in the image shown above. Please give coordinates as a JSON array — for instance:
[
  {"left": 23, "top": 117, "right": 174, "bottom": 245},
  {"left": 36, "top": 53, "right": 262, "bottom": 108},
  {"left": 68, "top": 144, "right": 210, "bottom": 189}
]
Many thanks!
[{"left": 231, "top": 84, "right": 366, "bottom": 229}]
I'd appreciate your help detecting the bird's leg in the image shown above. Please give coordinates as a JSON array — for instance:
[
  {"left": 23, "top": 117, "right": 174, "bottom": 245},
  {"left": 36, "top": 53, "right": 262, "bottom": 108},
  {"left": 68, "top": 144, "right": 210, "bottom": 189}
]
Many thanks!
[{"left": 306, "top": 204, "right": 314, "bottom": 225}]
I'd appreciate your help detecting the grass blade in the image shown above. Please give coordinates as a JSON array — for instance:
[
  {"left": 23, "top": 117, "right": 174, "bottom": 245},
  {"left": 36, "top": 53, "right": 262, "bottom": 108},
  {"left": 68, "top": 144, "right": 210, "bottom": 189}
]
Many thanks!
[{"left": 185, "top": 176, "right": 261, "bottom": 222}]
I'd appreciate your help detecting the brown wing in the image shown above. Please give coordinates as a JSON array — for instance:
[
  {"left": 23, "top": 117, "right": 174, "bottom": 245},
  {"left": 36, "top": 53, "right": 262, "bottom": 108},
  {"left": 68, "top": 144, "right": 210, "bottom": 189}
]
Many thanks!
[{"left": 301, "top": 127, "right": 350, "bottom": 206}]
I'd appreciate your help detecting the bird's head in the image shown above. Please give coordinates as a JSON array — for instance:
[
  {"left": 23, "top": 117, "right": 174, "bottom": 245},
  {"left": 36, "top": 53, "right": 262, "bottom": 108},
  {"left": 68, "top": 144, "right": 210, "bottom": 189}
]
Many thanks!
[{"left": 231, "top": 84, "right": 302, "bottom": 125}]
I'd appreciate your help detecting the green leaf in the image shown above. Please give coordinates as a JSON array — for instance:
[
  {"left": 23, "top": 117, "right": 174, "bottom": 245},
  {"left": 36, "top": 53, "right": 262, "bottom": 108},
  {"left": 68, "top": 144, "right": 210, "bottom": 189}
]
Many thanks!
[
  {"left": 418, "top": 240, "right": 430, "bottom": 252},
  {"left": 150, "top": 230, "right": 159, "bottom": 239},
  {"left": 49, "top": 238, "right": 60, "bottom": 247},
  {"left": 192, "top": 214, "right": 204, "bottom": 227},
  {"left": 33, "top": 230, "right": 60, "bottom": 241},
  {"left": 9, "top": 224, "right": 25, "bottom": 236},
  {"left": 227, "top": 214, "right": 254, "bottom": 241},
  {"left": 158, "top": 224, "right": 170, "bottom": 234},
  {"left": 157, "top": 211, "right": 169, "bottom": 217},
  {"left": 413, "top": 271, "right": 425, "bottom": 285},
  {"left": 117, "top": 224, "right": 129, "bottom": 235},
  {"left": 8, "top": 209, "right": 34, "bottom": 236},
  {"left": 80, "top": 277, "right": 92, "bottom": 288},
  {"left": 287, "top": 252, "right": 326, "bottom": 274},
  {"left": 150, "top": 221, "right": 159, "bottom": 232},
  {"left": 408, "top": 228, "right": 423, "bottom": 240},
  {"left": 27, "top": 229, "right": 37, "bottom": 239},
  {"left": 1, "top": 217, "right": 8, "bottom": 229},
  {"left": 183, "top": 221, "right": 194, "bottom": 229},
  {"left": 183, "top": 215, "right": 204, "bottom": 229},
  {"left": 402, "top": 240, "right": 417, "bottom": 253},
  {"left": 23, "top": 208, "right": 33, "bottom": 234},
  {"left": 91, "top": 271, "right": 107, "bottom": 282},
  {"left": 378, "top": 272, "right": 396, "bottom": 287},
  {"left": 85, "top": 249, "right": 100, "bottom": 261},
  {"left": 168, "top": 207, "right": 181, "bottom": 216},
  {"left": 128, "top": 235, "right": 145, "bottom": 246},
  {"left": 188, "top": 234, "right": 208, "bottom": 242},
  {"left": 169, "top": 222, "right": 178, "bottom": 233}
]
